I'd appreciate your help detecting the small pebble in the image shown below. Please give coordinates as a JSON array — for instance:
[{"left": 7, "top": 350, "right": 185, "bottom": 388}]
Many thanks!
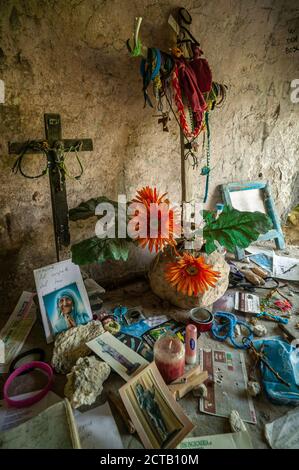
[
  {"left": 193, "top": 383, "right": 208, "bottom": 398},
  {"left": 253, "top": 324, "right": 267, "bottom": 337},
  {"left": 247, "top": 380, "right": 261, "bottom": 397}
]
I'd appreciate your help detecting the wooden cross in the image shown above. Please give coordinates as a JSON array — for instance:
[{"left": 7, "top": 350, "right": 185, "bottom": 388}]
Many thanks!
[{"left": 8, "top": 114, "right": 93, "bottom": 261}]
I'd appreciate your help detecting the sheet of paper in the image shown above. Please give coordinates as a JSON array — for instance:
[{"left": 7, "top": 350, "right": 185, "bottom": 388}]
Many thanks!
[
  {"left": 246, "top": 246, "right": 274, "bottom": 256},
  {"left": 177, "top": 431, "right": 253, "bottom": 449},
  {"left": 0, "top": 391, "right": 61, "bottom": 432},
  {"left": 75, "top": 402, "right": 123, "bottom": 449},
  {"left": 230, "top": 188, "right": 266, "bottom": 214},
  {"left": 273, "top": 253, "right": 299, "bottom": 281},
  {"left": 199, "top": 348, "right": 256, "bottom": 424},
  {"left": 265, "top": 408, "right": 299, "bottom": 449},
  {"left": 0, "top": 291, "right": 36, "bottom": 373},
  {"left": 0, "top": 400, "right": 79, "bottom": 449}
]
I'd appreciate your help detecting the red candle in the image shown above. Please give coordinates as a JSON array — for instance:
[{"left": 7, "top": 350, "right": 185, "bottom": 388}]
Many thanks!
[{"left": 154, "top": 335, "right": 185, "bottom": 384}]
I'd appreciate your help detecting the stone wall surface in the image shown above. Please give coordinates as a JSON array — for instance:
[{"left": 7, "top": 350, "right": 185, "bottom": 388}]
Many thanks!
[{"left": 0, "top": 0, "right": 298, "bottom": 314}]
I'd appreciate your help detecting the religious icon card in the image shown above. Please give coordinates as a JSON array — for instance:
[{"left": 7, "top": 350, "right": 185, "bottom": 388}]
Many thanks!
[
  {"left": 119, "top": 363, "right": 194, "bottom": 449},
  {"left": 87, "top": 331, "right": 149, "bottom": 381}
]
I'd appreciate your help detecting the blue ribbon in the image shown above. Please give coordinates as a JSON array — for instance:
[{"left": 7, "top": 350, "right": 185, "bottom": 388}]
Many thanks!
[{"left": 140, "top": 48, "right": 161, "bottom": 80}]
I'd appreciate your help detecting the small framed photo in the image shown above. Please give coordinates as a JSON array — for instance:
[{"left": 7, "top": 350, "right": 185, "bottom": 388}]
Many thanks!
[
  {"left": 87, "top": 331, "right": 148, "bottom": 381},
  {"left": 119, "top": 363, "right": 194, "bottom": 449},
  {"left": 34, "top": 259, "right": 93, "bottom": 343}
]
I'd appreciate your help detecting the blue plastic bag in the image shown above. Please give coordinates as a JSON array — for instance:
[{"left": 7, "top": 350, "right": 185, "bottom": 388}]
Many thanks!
[{"left": 253, "top": 337, "right": 299, "bottom": 405}]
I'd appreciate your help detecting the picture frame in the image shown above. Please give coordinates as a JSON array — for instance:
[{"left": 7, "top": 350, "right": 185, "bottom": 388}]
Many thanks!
[
  {"left": 34, "top": 259, "right": 93, "bottom": 343},
  {"left": 87, "top": 331, "right": 148, "bottom": 381},
  {"left": 221, "top": 180, "right": 285, "bottom": 259},
  {"left": 119, "top": 363, "right": 194, "bottom": 449}
]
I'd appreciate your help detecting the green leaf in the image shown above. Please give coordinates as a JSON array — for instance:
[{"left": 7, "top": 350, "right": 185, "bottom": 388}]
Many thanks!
[
  {"left": 203, "top": 206, "right": 273, "bottom": 254},
  {"left": 71, "top": 236, "right": 131, "bottom": 265},
  {"left": 69, "top": 197, "right": 119, "bottom": 221},
  {"left": 202, "top": 210, "right": 215, "bottom": 224}
]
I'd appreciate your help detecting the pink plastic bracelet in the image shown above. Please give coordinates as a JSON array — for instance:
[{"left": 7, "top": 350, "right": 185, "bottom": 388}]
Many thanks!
[{"left": 3, "top": 361, "right": 53, "bottom": 408}]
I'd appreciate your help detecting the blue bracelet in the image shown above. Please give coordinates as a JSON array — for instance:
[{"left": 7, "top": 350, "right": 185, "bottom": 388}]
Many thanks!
[{"left": 211, "top": 311, "right": 253, "bottom": 350}]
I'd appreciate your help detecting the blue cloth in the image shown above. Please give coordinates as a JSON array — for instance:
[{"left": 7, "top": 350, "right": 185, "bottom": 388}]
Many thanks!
[
  {"left": 253, "top": 337, "right": 299, "bottom": 405},
  {"left": 113, "top": 306, "right": 151, "bottom": 338}
]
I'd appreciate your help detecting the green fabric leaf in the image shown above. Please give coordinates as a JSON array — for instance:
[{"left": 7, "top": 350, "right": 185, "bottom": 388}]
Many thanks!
[
  {"left": 202, "top": 210, "right": 215, "bottom": 224},
  {"left": 71, "top": 236, "right": 131, "bottom": 265},
  {"left": 203, "top": 206, "right": 273, "bottom": 254},
  {"left": 69, "top": 197, "right": 119, "bottom": 221}
]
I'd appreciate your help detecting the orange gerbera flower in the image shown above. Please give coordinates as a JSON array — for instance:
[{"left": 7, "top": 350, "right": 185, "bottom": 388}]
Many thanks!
[
  {"left": 165, "top": 252, "right": 221, "bottom": 296},
  {"left": 129, "top": 186, "right": 181, "bottom": 253}
]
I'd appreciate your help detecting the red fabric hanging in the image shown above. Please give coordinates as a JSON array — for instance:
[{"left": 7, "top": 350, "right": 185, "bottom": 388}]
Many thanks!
[
  {"left": 174, "top": 56, "right": 207, "bottom": 132},
  {"left": 189, "top": 44, "right": 212, "bottom": 93},
  {"left": 172, "top": 65, "right": 203, "bottom": 138}
]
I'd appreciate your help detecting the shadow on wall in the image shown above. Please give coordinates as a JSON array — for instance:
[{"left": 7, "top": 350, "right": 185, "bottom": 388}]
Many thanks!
[
  {"left": 285, "top": 171, "right": 299, "bottom": 221},
  {"left": 84, "top": 244, "right": 156, "bottom": 289},
  {"left": 0, "top": 246, "right": 25, "bottom": 318}
]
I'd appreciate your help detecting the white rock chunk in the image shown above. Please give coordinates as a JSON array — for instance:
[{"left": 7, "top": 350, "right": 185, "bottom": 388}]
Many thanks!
[
  {"left": 65, "top": 356, "right": 110, "bottom": 408},
  {"left": 52, "top": 320, "right": 104, "bottom": 373},
  {"left": 253, "top": 324, "right": 267, "bottom": 337},
  {"left": 247, "top": 380, "right": 261, "bottom": 397},
  {"left": 229, "top": 410, "right": 247, "bottom": 432},
  {"left": 193, "top": 383, "right": 208, "bottom": 398}
]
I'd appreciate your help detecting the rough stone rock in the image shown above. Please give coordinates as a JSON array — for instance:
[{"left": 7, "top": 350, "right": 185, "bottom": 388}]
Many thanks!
[
  {"left": 253, "top": 324, "right": 268, "bottom": 337},
  {"left": 229, "top": 410, "right": 247, "bottom": 433},
  {"left": 52, "top": 321, "right": 104, "bottom": 374},
  {"left": 148, "top": 249, "right": 230, "bottom": 309},
  {"left": 247, "top": 380, "right": 261, "bottom": 397},
  {"left": 64, "top": 356, "right": 110, "bottom": 409}
]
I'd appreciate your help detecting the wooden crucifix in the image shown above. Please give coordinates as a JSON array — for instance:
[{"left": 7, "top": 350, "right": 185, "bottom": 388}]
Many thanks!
[{"left": 9, "top": 114, "right": 93, "bottom": 262}]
